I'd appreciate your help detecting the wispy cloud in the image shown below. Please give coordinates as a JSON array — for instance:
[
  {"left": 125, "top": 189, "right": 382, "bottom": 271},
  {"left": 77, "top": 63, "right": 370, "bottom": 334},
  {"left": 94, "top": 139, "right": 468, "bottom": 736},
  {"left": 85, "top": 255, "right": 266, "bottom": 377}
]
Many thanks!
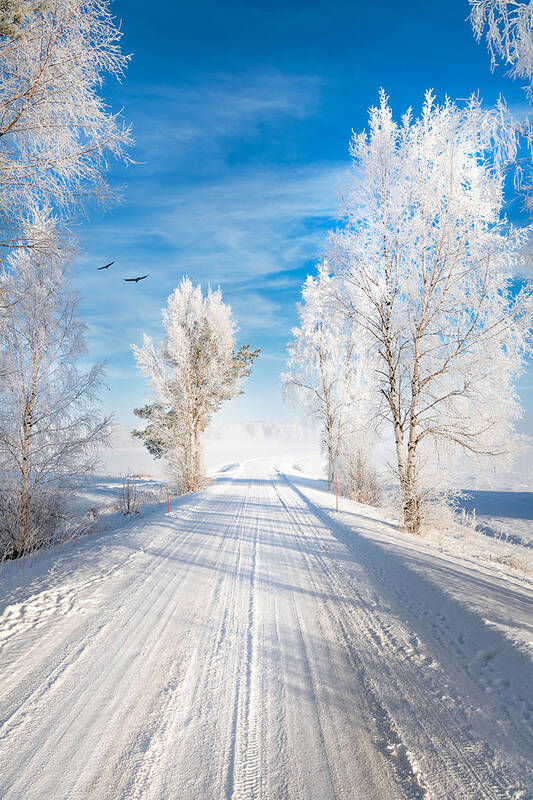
[
  {"left": 76, "top": 160, "right": 346, "bottom": 368},
  {"left": 78, "top": 161, "right": 347, "bottom": 288},
  {"left": 151, "top": 163, "right": 346, "bottom": 280},
  {"left": 128, "top": 70, "right": 324, "bottom": 164},
  {"left": 73, "top": 68, "right": 347, "bottom": 424}
]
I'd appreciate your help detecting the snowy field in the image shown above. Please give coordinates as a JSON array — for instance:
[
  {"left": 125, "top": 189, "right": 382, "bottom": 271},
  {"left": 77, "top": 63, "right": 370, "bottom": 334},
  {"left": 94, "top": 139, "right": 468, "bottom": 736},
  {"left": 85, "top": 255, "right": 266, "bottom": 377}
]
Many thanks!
[{"left": 0, "top": 435, "right": 532, "bottom": 799}]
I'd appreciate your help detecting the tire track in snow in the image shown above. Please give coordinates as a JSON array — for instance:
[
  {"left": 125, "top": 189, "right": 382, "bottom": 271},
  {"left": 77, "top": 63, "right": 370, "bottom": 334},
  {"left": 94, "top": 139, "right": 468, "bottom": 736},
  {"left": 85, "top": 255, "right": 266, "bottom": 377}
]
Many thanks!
[
  {"left": 78, "top": 489, "right": 242, "bottom": 798},
  {"left": 123, "top": 481, "right": 255, "bottom": 800},
  {"left": 0, "top": 484, "right": 240, "bottom": 799},
  {"left": 0, "top": 489, "right": 222, "bottom": 735},
  {"left": 272, "top": 476, "right": 419, "bottom": 800},
  {"left": 226, "top": 478, "right": 263, "bottom": 800},
  {"left": 277, "top": 472, "right": 521, "bottom": 799},
  {"left": 290, "top": 596, "right": 339, "bottom": 799},
  {"left": 126, "top": 471, "right": 266, "bottom": 800}
]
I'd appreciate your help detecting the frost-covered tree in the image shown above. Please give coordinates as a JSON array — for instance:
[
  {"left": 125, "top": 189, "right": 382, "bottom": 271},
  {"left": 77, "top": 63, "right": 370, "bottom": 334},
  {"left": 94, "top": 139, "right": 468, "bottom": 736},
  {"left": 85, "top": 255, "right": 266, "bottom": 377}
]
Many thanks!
[
  {"left": 0, "top": 213, "right": 111, "bottom": 557},
  {"left": 132, "top": 278, "right": 259, "bottom": 492},
  {"left": 468, "top": 2, "right": 533, "bottom": 210},
  {"left": 283, "top": 260, "right": 376, "bottom": 492},
  {"left": 470, "top": 1, "right": 533, "bottom": 94},
  {"left": 0, "top": 0, "right": 131, "bottom": 249},
  {"left": 330, "top": 91, "right": 533, "bottom": 535}
]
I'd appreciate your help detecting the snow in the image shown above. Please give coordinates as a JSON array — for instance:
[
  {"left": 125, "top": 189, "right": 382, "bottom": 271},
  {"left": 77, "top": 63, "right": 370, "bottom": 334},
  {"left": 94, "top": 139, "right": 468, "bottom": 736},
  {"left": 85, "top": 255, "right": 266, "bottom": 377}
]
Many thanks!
[
  {"left": 98, "top": 420, "right": 321, "bottom": 478},
  {"left": 0, "top": 455, "right": 532, "bottom": 798}
]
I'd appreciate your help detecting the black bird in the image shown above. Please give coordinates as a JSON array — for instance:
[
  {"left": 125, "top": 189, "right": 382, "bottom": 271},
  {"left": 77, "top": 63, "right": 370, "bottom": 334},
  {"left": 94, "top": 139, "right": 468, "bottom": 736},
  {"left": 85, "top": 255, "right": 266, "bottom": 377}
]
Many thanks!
[
  {"left": 124, "top": 274, "right": 149, "bottom": 283},
  {"left": 97, "top": 261, "right": 114, "bottom": 270}
]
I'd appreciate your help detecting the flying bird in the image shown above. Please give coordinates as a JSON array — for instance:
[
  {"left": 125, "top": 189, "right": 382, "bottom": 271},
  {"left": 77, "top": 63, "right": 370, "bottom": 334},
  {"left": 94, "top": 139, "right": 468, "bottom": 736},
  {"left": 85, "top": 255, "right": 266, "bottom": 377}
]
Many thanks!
[
  {"left": 97, "top": 261, "right": 114, "bottom": 270},
  {"left": 124, "top": 274, "right": 149, "bottom": 283}
]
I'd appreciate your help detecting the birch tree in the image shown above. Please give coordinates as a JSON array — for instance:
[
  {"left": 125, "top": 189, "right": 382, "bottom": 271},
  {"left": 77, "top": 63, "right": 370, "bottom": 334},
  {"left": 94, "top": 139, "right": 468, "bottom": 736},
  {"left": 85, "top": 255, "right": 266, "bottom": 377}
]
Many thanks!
[
  {"left": 0, "top": 0, "right": 131, "bottom": 250},
  {"left": 132, "top": 278, "right": 259, "bottom": 492},
  {"left": 468, "top": 1, "right": 533, "bottom": 211},
  {"left": 470, "top": 1, "right": 533, "bottom": 94},
  {"left": 330, "top": 91, "right": 533, "bottom": 534},
  {"left": 0, "top": 213, "right": 110, "bottom": 557},
  {"left": 283, "top": 260, "right": 376, "bottom": 493}
]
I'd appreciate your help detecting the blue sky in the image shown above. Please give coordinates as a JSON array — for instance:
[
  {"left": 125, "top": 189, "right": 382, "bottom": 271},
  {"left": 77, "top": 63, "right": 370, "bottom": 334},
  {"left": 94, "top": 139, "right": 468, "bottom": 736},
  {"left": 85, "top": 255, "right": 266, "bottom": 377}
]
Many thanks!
[{"left": 72, "top": 0, "right": 532, "bottom": 432}]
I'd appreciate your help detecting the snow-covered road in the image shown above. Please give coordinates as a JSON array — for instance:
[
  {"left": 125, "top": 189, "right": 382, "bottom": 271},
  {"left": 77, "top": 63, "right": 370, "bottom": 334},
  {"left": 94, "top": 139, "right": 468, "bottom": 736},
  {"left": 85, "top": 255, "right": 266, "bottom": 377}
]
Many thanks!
[{"left": 0, "top": 459, "right": 532, "bottom": 799}]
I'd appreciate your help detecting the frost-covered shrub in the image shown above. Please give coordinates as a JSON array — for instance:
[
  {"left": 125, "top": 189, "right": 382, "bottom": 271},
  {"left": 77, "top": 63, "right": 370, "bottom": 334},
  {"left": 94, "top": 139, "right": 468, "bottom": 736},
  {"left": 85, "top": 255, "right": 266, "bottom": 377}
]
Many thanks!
[
  {"left": 336, "top": 445, "right": 381, "bottom": 506},
  {"left": 119, "top": 474, "right": 140, "bottom": 515},
  {"left": 0, "top": 487, "right": 67, "bottom": 559},
  {"left": 382, "top": 484, "right": 476, "bottom": 537},
  {"left": 418, "top": 490, "right": 473, "bottom": 535}
]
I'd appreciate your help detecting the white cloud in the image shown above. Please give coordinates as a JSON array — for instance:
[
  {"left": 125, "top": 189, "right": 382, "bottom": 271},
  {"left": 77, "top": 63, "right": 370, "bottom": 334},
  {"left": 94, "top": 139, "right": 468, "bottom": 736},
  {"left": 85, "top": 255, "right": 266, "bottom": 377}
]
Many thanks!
[
  {"left": 129, "top": 70, "right": 324, "bottom": 159},
  {"left": 77, "top": 161, "right": 348, "bottom": 292}
]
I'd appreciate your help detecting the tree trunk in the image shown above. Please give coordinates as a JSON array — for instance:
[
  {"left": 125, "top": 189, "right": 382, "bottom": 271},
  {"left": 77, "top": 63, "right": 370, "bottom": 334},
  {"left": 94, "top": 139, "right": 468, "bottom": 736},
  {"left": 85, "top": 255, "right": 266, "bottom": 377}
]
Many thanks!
[
  {"left": 402, "top": 460, "right": 421, "bottom": 535},
  {"left": 384, "top": 335, "right": 422, "bottom": 535},
  {"left": 403, "top": 338, "right": 422, "bottom": 535},
  {"left": 191, "top": 428, "right": 202, "bottom": 491},
  {"left": 384, "top": 335, "right": 415, "bottom": 533},
  {"left": 327, "top": 436, "right": 335, "bottom": 491},
  {"left": 18, "top": 409, "right": 32, "bottom": 554},
  {"left": 182, "top": 424, "right": 203, "bottom": 493}
]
